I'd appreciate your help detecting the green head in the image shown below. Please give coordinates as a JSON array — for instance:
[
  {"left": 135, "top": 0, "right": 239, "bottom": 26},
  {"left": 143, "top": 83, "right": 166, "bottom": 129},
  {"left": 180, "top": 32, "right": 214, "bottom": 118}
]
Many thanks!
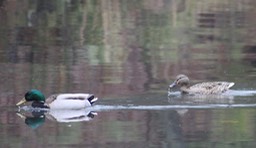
[
  {"left": 25, "top": 89, "right": 45, "bottom": 102},
  {"left": 16, "top": 89, "right": 46, "bottom": 106}
]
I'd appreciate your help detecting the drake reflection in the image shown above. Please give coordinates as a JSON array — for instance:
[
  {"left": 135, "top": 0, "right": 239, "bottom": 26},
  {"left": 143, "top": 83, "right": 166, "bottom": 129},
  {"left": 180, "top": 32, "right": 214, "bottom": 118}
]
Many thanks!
[{"left": 16, "top": 107, "right": 97, "bottom": 129}]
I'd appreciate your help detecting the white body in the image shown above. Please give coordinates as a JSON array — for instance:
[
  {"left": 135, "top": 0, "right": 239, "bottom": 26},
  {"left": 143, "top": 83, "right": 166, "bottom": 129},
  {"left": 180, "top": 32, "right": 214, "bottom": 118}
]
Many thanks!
[{"left": 48, "top": 94, "right": 98, "bottom": 110}]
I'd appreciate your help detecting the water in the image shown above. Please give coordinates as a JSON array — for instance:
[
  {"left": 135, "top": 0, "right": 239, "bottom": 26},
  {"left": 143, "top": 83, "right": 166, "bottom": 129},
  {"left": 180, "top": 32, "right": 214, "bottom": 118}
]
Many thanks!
[{"left": 1, "top": 0, "right": 256, "bottom": 147}]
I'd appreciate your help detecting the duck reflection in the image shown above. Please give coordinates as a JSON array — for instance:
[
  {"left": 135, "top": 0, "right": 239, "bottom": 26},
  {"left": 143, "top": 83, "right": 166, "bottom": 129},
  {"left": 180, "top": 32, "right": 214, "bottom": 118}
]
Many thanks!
[
  {"left": 168, "top": 90, "right": 234, "bottom": 104},
  {"left": 16, "top": 111, "right": 46, "bottom": 129},
  {"left": 167, "top": 91, "right": 234, "bottom": 116},
  {"left": 16, "top": 107, "right": 97, "bottom": 129},
  {"left": 47, "top": 109, "right": 97, "bottom": 122}
]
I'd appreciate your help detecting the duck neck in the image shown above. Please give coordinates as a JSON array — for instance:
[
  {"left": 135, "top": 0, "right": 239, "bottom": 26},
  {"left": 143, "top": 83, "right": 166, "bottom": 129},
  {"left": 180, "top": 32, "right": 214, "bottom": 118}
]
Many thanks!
[
  {"left": 32, "top": 101, "right": 49, "bottom": 108},
  {"left": 180, "top": 85, "right": 190, "bottom": 94}
]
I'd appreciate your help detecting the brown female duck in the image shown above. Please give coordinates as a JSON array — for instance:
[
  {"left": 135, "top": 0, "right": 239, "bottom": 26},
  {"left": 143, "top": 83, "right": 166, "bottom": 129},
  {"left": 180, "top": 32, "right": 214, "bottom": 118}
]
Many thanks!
[{"left": 169, "top": 74, "right": 235, "bottom": 95}]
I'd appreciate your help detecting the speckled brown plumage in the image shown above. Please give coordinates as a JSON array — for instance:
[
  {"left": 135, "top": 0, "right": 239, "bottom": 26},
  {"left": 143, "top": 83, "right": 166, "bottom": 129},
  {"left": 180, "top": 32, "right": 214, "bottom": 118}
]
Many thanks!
[{"left": 169, "top": 74, "right": 235, "bottom": 95}]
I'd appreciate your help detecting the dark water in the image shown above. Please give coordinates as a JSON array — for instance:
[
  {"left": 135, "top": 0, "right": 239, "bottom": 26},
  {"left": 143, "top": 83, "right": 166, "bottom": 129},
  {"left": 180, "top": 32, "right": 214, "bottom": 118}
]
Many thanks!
[{"left": 1, "top": 0, "right": 256, "bottom": 147}]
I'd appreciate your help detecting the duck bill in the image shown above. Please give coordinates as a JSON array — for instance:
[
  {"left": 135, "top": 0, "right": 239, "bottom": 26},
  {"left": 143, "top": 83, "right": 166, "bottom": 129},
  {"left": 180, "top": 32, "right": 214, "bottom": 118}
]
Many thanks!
[
  {"left": 16, "top": 112, "right": 26, "bottom": 120},
  {"left": 16, "top": 98, "right": 27, "bottom": 106},
  {"left": 169, "top": 82, "right": 176, "bottom": 88}
]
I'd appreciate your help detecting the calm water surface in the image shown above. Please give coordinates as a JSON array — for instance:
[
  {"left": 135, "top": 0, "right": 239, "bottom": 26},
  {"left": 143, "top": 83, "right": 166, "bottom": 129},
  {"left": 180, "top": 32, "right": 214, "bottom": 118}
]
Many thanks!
[{"left": 1, "top": 0, "right": 256, "bottom": 148}]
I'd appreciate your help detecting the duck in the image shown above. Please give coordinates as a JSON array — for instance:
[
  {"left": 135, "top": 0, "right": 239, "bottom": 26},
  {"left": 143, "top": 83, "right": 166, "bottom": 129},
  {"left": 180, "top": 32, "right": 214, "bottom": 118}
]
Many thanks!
[
  {"left": 169, "top": 74, "right": 235, "bottom": 95},
  {"left": 16, "top": 89, "right": 98, "bottom": 109}
]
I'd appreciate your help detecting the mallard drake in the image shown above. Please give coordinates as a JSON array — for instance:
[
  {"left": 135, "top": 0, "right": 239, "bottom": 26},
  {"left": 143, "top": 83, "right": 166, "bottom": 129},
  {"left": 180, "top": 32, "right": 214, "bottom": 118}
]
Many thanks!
[
  {"left": 16, "top": 89, "right": 98, "bottom": 109},
  {"left": 169, "top": 74, "right": 235, "bottom": 95}
]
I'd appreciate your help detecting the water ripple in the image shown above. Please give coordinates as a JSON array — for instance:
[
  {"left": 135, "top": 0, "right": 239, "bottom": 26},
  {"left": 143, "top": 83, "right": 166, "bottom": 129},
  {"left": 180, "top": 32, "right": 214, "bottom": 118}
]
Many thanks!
[{"left": 92, "top": 103, "right": 256, "bottom": 111}]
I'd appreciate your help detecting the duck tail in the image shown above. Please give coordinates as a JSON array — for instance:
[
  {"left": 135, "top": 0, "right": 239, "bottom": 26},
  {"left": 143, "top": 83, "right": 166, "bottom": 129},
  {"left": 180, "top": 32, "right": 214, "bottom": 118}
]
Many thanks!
[
  {"left": 87, "top": 111, "right": 98, "bottom": 118},
  {"left": 87, "top": 95, "right": 98, "bottom": 105},
  {"left": 228, "top": 82, "right": 235, "bottom": 88}
]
